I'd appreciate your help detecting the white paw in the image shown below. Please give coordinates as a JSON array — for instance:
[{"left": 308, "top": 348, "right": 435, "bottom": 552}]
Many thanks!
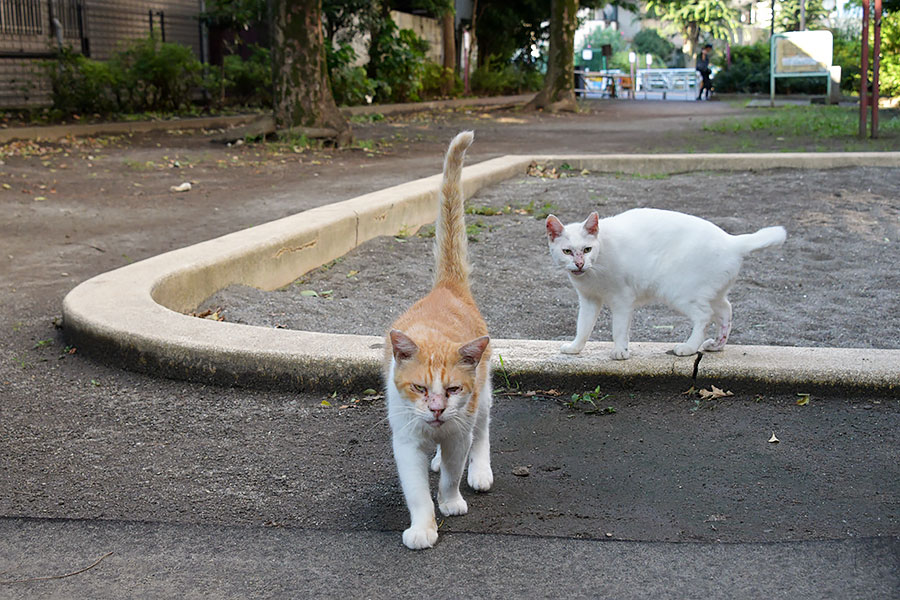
[
  {"left": 700, "top": 338, "right": 725, "bottom": 352},
  {"left": 467, "top": 463, "right": 494, "bottom": 492},
  {"left": 560, "top": 341, "right": 583, "bottom": 354},
  {"left": 402, "top": 525, "right": 438, "bottom": 550},
  {"left": 610, "top": 347, "right": 631, "bottom": 360},
  {"left": 430, "top": 454, "right": 441, "bottom": 473},
  {"left": 438, "top": 495, "right": 468, "bottom": 516},
  {"left": 673, "top": 343, "right": 699, "bottom": 356}
]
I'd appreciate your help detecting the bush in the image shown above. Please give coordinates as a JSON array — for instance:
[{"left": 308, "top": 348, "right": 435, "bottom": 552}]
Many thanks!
[
  {"left": 43, "top": 48, "right": 120, "bottom": 115},
  {"left": 368, "top": 19, "right": 429, "bottom": 103},
  {"left": 421, "top": 61, "right": 462, "bottom": 99},
  {"left": 470, "top": 55, "right": 542, "bottom": 96},
  {"left": 111, "top": 35, "right": 203, "bottom": 111},
  {"left": 633, "top": 29, "right": 679, "bottom": 67},
  {"left": 327, "top": 41, "right": 376, "bottom": 107},
  {"left": 222, "top": 45, "right": 272, "bottom": 107}
]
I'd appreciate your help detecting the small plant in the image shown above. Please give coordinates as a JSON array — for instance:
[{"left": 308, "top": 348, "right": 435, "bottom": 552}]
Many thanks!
[
  {"left": 496, "top": 354, "right": 518, "bottom": 391},
  {"left": 466, "top": 220, "right": 488, "bottom": 241},
  {"left": 521, "top": 200, "right": 559, "bottom": 220},
  {"left": 565, "top": 386, "right": 615, "bottom": 415},
  {"left": 465, "top": 204, "right": 508, "bottom": 216}
]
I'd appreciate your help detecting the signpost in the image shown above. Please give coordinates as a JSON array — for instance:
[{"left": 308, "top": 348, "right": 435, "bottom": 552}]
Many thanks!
[{"left": 769, "top": 31, "right": 833, "bottom": 107}]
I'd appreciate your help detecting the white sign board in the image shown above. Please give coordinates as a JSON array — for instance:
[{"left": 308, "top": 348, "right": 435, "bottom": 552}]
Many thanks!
[{"left": 772, "top": 31, "right": 833, "bottom": 75}]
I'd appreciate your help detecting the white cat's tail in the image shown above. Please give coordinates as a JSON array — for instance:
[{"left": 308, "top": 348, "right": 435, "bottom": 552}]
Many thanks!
[
  {"left": 434, "top": 130, "right": 474, "bottom": 291},
  {"left": 732, "top": 226, "right": 787, "bottom": 255}
]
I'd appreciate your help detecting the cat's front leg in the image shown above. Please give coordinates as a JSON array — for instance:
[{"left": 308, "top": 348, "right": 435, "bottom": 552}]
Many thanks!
[
  {"left": 392, "top": 436, "right": 438, "bottom": 550},
  {"left": 436, "top": 435, "right": 470, "bottom": 517},
  {"left": 609, "top": 302, "right": 634, "bottom": 360},
  {"left": 467, "top": 383, "right": 493, "bottom": 492},
  {"left": 561, "top": 296, "right": 602, "bottom": 354}
]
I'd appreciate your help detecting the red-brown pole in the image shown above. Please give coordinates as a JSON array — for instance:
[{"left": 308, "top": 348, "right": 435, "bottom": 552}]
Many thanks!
[
  {"left": 872, "top": 0, "right": 882, "bottom": 138},
  {"left": 860, "top": 0, "right": 870, "bottom": 138}
]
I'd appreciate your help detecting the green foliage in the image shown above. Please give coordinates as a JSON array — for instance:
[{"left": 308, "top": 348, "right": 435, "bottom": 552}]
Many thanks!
[
  {"left": 633, "top": 28, "right": 677, "bottom": 65},
  {"left": 711, "top": 41, "right": 770, "bottom": 93},
  {"left": 110, "top": 35, "right": 204, "bottom": 112},
  {"left": 644, "top": 0, "right": 739, "bottom": 46},
  {"left": 705, "top": 105, "right": 900, "bottom": 138},
  {"left": 470, "top": 55, "right": 543, "bottom": 95},
  {"left": 421, "top": 62, "right": 462, "bottom": 99},
  {"left": 327, "top": 41, "right": 376, "bottom": 106},
  {"left": 368, "top": 19, "right": 429, "bottom": 103},
  {"left": 565, "top": 386, "right": 615, "bottom": 415},
  {"left": 880, "top": 11, "right": 900, "bottom": 98},
  {"left": 775, "top": 0, "right": 828, "bottom": 32},
  {"left": 42, "top": 48, "right": 120, "bottom": 115},
  {"left": 831, "top": 26, "right": 862, "bottom": 93},
  {"left": 222, "top": 45, "right": 272, "bottom": 107}
]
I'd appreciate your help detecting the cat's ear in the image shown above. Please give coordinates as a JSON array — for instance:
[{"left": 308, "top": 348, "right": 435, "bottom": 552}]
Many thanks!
[
  {"left": 546, "top": 215, "right": 565, "bottom": 241},
  {"left": 458, "top": 336, "right": 490, "bottom": 367},
  {"left": 583, "top": 212, "right": 600, "bottom": 236},
  {"left": 390, "top": 329, "right": 419, "bottom": 362}
]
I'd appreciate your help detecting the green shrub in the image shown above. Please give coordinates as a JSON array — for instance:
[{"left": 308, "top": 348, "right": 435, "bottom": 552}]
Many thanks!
[
  {"left": 633, "top": 28, "right": 678, "bottom": 67},
  {"left": 222, "top": 45, "right": 272, "bottom": 107},
  {"left": 327, "top": 41, "right": 376, "bottom": 106},
  {"left": 421, "top": 61, "right": 462, "bottom": 99},
  {"left": 42, "top": 48, "right": 120, "bottom": 115},
  {"left": 111, "top": 35, "right": 203, "bottom": 111},
  {"left": 471, "top": 55, "right": 542, "bottom": 95},
  {"left": 368, "top": 19, "right": 429, "bottom": 103}
]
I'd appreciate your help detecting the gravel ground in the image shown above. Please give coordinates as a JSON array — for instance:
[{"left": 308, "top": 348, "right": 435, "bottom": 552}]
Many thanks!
[{"left": 201, "top": 166, "right": 900, "bottom": 349}]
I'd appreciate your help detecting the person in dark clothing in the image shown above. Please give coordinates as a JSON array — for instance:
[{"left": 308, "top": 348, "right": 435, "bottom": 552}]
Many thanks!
[{"left": 696, "top": 43, "right": 713, "bottom": 100}]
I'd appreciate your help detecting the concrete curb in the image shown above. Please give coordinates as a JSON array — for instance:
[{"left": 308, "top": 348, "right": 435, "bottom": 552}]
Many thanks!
[
  {"left": 62, "top": 152, "right": 900, "bottom": 395},
  {"left": 0, "top": 95, "right": 534, "bottom": 144}
]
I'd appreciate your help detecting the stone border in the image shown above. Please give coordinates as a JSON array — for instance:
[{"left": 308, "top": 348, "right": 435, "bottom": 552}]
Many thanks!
[{"left": 62, "top": 152, "right": 900, "bottom": 395}]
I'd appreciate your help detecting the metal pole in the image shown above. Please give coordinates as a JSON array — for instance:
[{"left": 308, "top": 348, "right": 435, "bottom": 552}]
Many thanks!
[
  {"left": 872, "top": 0, "right": 882, "bottom": 138},
  {"left": 800, "top": 0, "right": 806, "bottom": 30},
  {"left": 859, "top": 0, "right": 869, "bottom": 138}
]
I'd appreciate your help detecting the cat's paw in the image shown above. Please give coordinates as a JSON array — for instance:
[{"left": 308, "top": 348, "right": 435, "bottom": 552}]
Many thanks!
[
  {"left": 430, "top": 453, "right": 441, "bottom": 473},
  {"left": 610, "top": 347, "right": 631, "bottom": 360},
  {"left": 467, "top": 463, "right": 494, "bottom": 492},
  {"left": 438, "top": 494, "right": 468, "bottom": 516},
  {"left": 402, "top": 525, "right": 438, "bottom": 550},
  {"left": 560, "top": 341, "right": 584, "bottom": 355},
  {"left": 673, "top": 343, "right": 699, "bottom": 356}
]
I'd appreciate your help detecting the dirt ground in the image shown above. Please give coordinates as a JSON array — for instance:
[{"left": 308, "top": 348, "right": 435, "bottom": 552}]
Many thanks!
[
  {"left": 202, "top": 167, "right": 900, "bottom": 350},
  {"left": 1, "top": 101, "right": 898, "bottom": 555}
]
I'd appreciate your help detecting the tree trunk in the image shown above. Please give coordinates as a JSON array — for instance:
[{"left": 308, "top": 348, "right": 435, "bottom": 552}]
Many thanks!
[
  {"left": 441, "top": 12, "right": 457, "bottom": 96},
  {"left": 271, "top": 0, "right": 351, "bottom": 145},
  {"left": 526, "top": 0, "right": 579, "bottom": 113},
  {"left": 683, "top": 22, "right": 700, "bottom": 69}
]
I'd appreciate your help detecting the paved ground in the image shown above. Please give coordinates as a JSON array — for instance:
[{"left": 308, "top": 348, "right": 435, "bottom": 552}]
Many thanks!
[{"left": 1, "top": 99, "right": 898, "bottom": 598}]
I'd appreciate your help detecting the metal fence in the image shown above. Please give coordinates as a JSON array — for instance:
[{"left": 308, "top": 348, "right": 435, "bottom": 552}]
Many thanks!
[
  {"left": 0, "top": 0, "right": 44, "bottom": 35},
  {"left": 576, "top": 68, "right": 702, "bottom": 101}
]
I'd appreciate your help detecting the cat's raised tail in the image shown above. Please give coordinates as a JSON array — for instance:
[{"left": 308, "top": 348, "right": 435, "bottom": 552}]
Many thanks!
[
  {"left": 434, "top": 130, "right": 475, "bottom": 292},
  {"left": 732, "top": 225, "right": 787, "bottom": 255}
]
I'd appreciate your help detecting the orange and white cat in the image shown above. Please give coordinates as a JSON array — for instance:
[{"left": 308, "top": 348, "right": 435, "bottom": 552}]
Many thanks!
[{"left": 385, "top": 131, "right": 493, "bottom": 550}]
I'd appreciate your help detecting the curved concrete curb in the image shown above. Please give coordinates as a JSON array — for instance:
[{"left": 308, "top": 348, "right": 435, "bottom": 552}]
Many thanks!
[{"left": 63, "top": 152, "right": 900, "bottom": 395}]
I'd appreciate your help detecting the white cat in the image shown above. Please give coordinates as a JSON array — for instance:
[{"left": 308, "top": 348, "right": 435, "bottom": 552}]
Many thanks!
[{"left": 545, "top": 208, "right": 786, "bottom": 359}]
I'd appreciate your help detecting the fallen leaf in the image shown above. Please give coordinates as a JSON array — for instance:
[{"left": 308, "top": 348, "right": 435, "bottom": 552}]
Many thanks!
[
  {"left": 170, "top": 182, "right": 192, "bottom": 192},
  {"left": 347, "top": 270, "right": 359, "bottom": 278},
  {"left": 299, "top": 290, "right": 318, "bottom": 297},
  {"left": 796, "top": 393, "right": 810, "bottom": 406},
  {"left": 512, "top": 466, "right": 530, "bottom": 477},
  {"left": 320, "top": 400, "right": 331, "bottom": 407},
  {"left": 768, "top": 432, "right": 779, "bottom": 443},
  {"left": 698, "top": 385, "right": 733, "bottom": 400}
]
